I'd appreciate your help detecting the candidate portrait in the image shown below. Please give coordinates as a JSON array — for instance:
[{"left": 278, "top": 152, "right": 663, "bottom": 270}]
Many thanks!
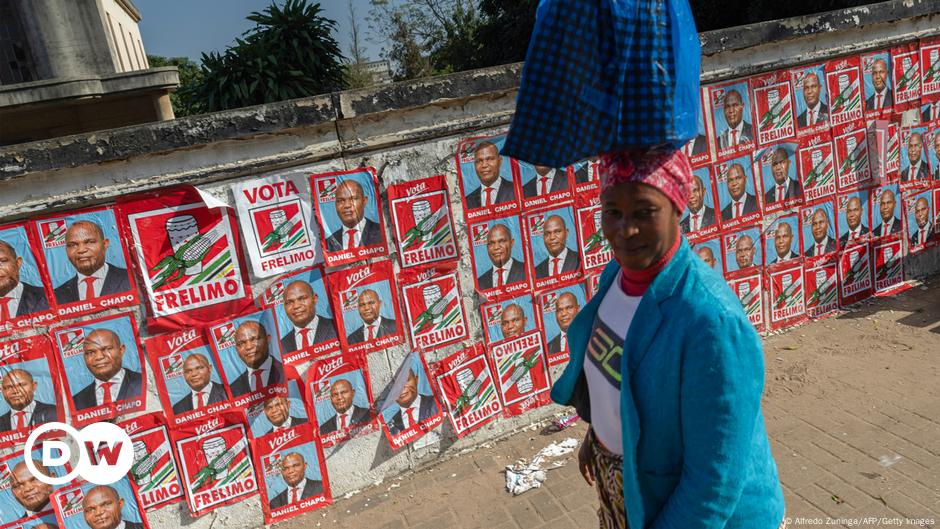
[
  {"left": 522, "top": 165, "right": 569, "bottom": 198},
  {"left": 864, "top": 57, "right": 893, "bottom": 111},
  {"left": 72, "top": 329, "right": 143, "bottom": 411},
  {"left": 909, "top": 197, "right": 934, "bottom": 247},
  {"left": 874, "top": 188, "right": 903, "bottom": 238},
  {"left": 805, "top": 208, "right": 837, "bottom": 257},
  {"left": 681, "top": 173, "right": 716, "bottom": 233},
  {"left": 464, "top": 141, "right": 515, "bottom": 209},
  {"left": 82, "top": 484, "right": 144, "bottom": 529},
  {"left": 347, "top": 289, "right": 397, "bottom": 344},
  {"left": 796, "top": 71, "right": 829, "bottom": 127},
  {"left": 385, "top": 367, "right": 438, "bottom": 436},
  {"left": 534, "top": 215, "right": 580, "bottom": 279},
  {"left": 0, "top": 238, "right": 49, "bottom": 319},
  {"left": 476, "top": 223, "right": 526, "bottom": 290},
  {"left": 547, "top": 292, "right": 579, "bottom": 356},
  {"left": 733, "top": 235, "right": 757, "bottom": 271},
  {"left": 695, "top": 244, "right": 720, "bottom": 270},
  {"left": 839, "top": 196, "right": 870, "bottom": 247},
  {"left": 0, "top": 368, "right": 56, "bottom": 431},
  {"left": 717, "top": 89, "right": 753, "bottom": 149},
  {"left": 7, "top": 459, "right": 56, "bottom": 518},
  {"left": 931, "top": 132, "right": 940, "bottom": 180},
  {"left": 267, "top": 452, "right": 323, "bottom": 509},
  {"left": 720, "top": 163, "right": 759, "bottom": 221},
  {"left": 171, "top": 353, "right": 227, "bottom": 414},
  {"left": 767, "top": 221, "right": 798, "bottom": 265},
  {"left": 280, "top": 280, "right": 338, "bottom": 353},
  {"left": 499, "top": 303, "right": 528, "bottom": 341},
  {"left": 259, "top": 395, "right": 307, "bottom": 434},
  {"left": 227, "top": 320, "right": 284, "bottom": 397},
  {"left": 319, "top": 378, "right": 371, "bottom": 434},
  {"left": 763, "top": 147, "right": 802, "bottom": 206},
  {"left": 52, "top": 220, "right": 130, "bottom": 305},
  {"left": 901, "top": 132, "right": 929, "bottom": 182},
  {"left": 573, "top": 158, "right": 597, "bottom": 184},
  {"left": 325, "top": 180, "right": 383, "bottom": 252}
]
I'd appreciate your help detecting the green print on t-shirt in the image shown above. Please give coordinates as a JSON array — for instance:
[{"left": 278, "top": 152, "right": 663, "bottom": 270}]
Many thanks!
[{"left": 586, "top": 319, "right": 623, "bottom": 386}]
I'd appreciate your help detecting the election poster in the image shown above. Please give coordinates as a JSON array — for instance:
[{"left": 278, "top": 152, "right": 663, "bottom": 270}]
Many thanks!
[
  {"left": 714, "top": 154, "right": 762, "bottom": 230},
  {"left": 310, "top": 168, "right": 389, "bottom": 267},
  {"left": 791, "top": 62, "right": 831, "bottom": 137},
  {"left": 866, "top": 119, "right": 890, "bottom": 184},
  {"left": 584, "top": 271, "right": 603, "bottom": 301},
  {"left": 32, "top": 206, "right": 138, "bottom": 320},
  {"left": 683, "top": 96, "right": 712, "bottom": 168},
  {"left": 838, "top": 243, "right": 873, "bottom": 306},
  {"left": 263, "top": 266, "right": 341, "bottom": 366},
  {"left": 117, "top": 186, "right": 254, "bottom": 333},
  {"left": 252, "top": 426, "right": 330, "bottom": 524},
  {"left": 571, "top": 158, "right": 601, "bottom": 189},
  {"left": 455, "top": 134, "right": 520, "bottom": 221},
  {"left": 691, "top": 236, "right": 724, "bottom": 274},
  {"left": 517, "top": 161, "right": 573, "bottom": 210},
  {"left": 922, "top": 100, "right": 940, "bottom": 126},
  {"left": 920, "top": 35, "right": 940, "bottom": 101},
  {"left": 872, "top": 237, "right": 906, "bottom": 296},
  {"left": 804, "top": 260, "right": 840, "bottom": 319},
  {"left": 899, "top": 126, "right": 930, "bottom": 187},
  {"left": 246, "top": 377, "right": 309, "bottom": 438},
  {"left": 145, "top": 329, "right": 232, "bottom": 427},
  {"left": 763, "top": 214, "right": 801, "bottom": 267},
  {"left": 797, "top": 133, "right": 837, "bottom": 202},
  {"left": 51, "top": 312, "right": 146, "bottom": 426},
  {"left": 172, "top": 411, "right": 258, "bottom": 516},
  {"left": 926, "top": 127, "right": 940, "bottom": 179},
  {"left": 749, "top": 70, "right": 797, "bottom": 146},
  {"left": 376, "top": 351, "right": 443, "bottom": 449},
  {"left": 800, "top": 199, "right": 840, "bottom": 265},
  {"left": 837, "top": 190, "right": 873, "bottom": 249},
  {"left": 833, "top": 121, "right": 872, "bottom": 191},
  {"left": 523, "top": 204, "right": 583, "bottom": 291},
  {"left": 721, "top": 225, "right": 763, "bottom": 276},
  {"left": 327, "top": 260, "right": 404, "bottom": 355},
  {"left": 824, "top": 56, "right": 864, "bottom": 127},
  {"left": 904, "top": 188, "right": 936, "bottom": 253},
  {"left": 480, "top": 294, "right": 540, "bottom": 345},
  {"left": 680, "top": 166, "right": 720, "bottom": 241},
  {"left": 536, "top": 284, "right": 586, "bottom": 367},
  {"left": 0, "top": 444, "right": 70, "bottom": 524},
  {"left": 884, "top": 121, "right": 902, "bottom": 179},
  {"left": 575, "top": 195, "right": 615, "bottom": 270},
  {"left": 871, "top": 184, "right": 904, "bottom": 240},
  {"left": 306, "top": 353, "right": 376, "bottom": 447},
  {"left": 767, "top": 262, "right": 807, "bottom": 331},
  {"left": 1, "top": 512, "right": 59, "bottom": 529},
  {"left": 399, "top": 263, "right": 468, "bottom": 351},
  {"left": 110, "top": 413, "right": 184, "bottom": 511},
  {"left": 231, "top": 172, "right": 321, "bottom": 278},
  {"left": 890, "top": 43, "right": 921, "bottom": 111},
  {"left": 727, "top": 271, "right": 765, "bottom": 332},
  {"left": 387, "top": 175, "right": 459, "bottom": 268},
  {"left": 468, "top": 215, "right": 531, "bottom": 297},
  {"left": 861, "top": 50, "right": 894, "bottom": 119},
  {"left": 486, "top": 330, "right": 551, "bottom": 418},
  {"left": 433, "top": 343, "right": 502, "bottom": 438},
  {"left": 0, "top": 334, "right": 62, "bottom": 448},
  {"left": 754, "top": 142, "right": 803, "bottom": 214},
  {"left": 51, "top": 478, "right": 149, "bottom": 529},
  {"left": 207, "top": 308, "right": 285, "bottom": 408},
  {"left": 705, "top": 80, "right": 756, "bottom": 161},
  {"left": 0, "top": 222, "right": 54, "bottom": 337}
]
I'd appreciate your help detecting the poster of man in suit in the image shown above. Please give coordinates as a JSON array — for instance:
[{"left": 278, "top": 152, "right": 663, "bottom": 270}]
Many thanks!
[
  {"left": 524, "top": 206, "right": 582, "bottom": 291},
  {"left": 679, "top": 166, "right": 719, "bottom": 239},
  {"left": 329, "top": 261, "right": 403, "bottom": 355},
  {"left": 248, "top": 380, "right": 309, "bottom": 438},
  {"left": 0, "top": 338, "right": 60, "bottom": 439},
  {"left": 265, "top": 267, "right": 340, "bottom": 363},
  {"left": 0, "top": 447, "right": 69, "bottom": 524},
  {"left": 0, "top": 223, "right": 53, "bottom": 334},
  {"left": 791, "top": 64, "right": 830, "bottom": 135},
  {"left": 801, "top": 201, "right": 839, "bottom": 260},
  {"left": 837, "top": 191, "right": 872, "bottom": 249},
  {"left": 378, "top": 352, "right": 443, "bottom": 448},
  {"left": 33, "top": 207, "right": 136, "bottom": 318},
  {"left": 52, "top": 313, "right": 146, "bottom": 426},
  {"left": 518, "top": 162, "right": 572, "bottom": 209},
  {"left": 899, "top": 128, "right": 930, "bottom": 184},
  {"left": 469, "top": 216, "right": 530, "bottom": 296},
  {"left": 692, "top": 237, "right": 723, "bottom": 273},
  {"left": 537, "top": 285, "right": 586, "bottom": 366},
  {"left": 929, "top": 129, "right": 940, "bottom": 180},
  {"left": 254, "top": 428, "right": 330, "bottom": 524},
  {"left": 721, "top": 226, "right": 763, "bottom": 276},
  {"left": 905, "top": 191, "right": 935, "bottom": 252},
  {"left": 872, "top": 185, "right": 904, "bottom": 239},
  {"left": 50, "top": 479, "right": 147, "bottom": 529},
  {"left": 456, "top": 135, "right": 519, "bottom": 218},
  {"left": 715, "top": 155, "right": 762, "bottom": 229},
  {"left": 763, "top": 215, "right": 801, "bottom": 267},
  {"left": 310, "top": 168, "right": 388, "bottom": 267},
  {"left": 862, "top": 51, "right": 894, "bottom": 118},
  {"left": 209, "top": 309, "right": 284, "bottom": 403},
  {"left": 480, "top": 294, "right": 539, "bottom": 345},
  {"left": 706, "top": 81, "right": 755, "bottom": 160},
  {"left": 308, "top": 353, "right": 375, "bottom": 447},
  {"left": 757, "top": 144, "right": 803, "bottom": 213}
]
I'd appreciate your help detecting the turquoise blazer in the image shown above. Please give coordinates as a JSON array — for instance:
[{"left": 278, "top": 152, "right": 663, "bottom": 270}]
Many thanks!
[{"left": 551, "top": 239, "right": 785, "bottom": 529}]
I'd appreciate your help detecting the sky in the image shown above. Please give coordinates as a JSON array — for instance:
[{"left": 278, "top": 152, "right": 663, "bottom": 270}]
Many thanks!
[{"left": 135, "top": 0, "right": 385, "bottom": 63}]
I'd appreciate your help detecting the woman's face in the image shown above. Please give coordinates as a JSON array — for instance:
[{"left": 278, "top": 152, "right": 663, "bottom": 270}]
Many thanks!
[{"left": 600, "top": 182, "right": 680, "bottom": 270}]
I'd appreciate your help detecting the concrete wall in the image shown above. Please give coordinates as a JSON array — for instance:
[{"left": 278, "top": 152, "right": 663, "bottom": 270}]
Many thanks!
[
  {"left": 99, "top": 0, "right": 147, "bottom": 73},
  {"left": 1, "top": 2, "right": 939, "bottom": 528}
]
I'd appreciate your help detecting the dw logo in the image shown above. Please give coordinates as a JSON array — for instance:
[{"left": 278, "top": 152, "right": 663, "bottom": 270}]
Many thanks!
[{"left": 24, "top": 422, "right": 133, "bottom": 485}]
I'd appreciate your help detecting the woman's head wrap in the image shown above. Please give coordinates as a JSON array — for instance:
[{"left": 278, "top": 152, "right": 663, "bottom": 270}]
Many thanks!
[{"left": 598, "top": 149, "right": 693, "bottom": 212}]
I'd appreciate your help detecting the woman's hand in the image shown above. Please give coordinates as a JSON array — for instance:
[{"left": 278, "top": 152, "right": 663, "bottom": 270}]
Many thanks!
[{"left": 578, "top": 427, "right": 595, "bottom": 486}]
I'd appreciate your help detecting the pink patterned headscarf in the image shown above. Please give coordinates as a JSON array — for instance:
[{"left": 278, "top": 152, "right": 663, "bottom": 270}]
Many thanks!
[{"left": 599, "top": 149, "right": 693, "bottom": 212}]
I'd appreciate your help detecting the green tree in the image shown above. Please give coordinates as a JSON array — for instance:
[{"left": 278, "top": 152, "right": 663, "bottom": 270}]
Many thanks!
[
  {"left": 344, "top": 0, "right": 375, "bottom": 88},
  {"left": 147, "top": 55, "right": 204, "bottom": 117}
]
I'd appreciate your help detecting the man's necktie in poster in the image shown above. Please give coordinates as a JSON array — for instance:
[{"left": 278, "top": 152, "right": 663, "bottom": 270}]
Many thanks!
[
  {"left": 0, "top": 444, "right": 71, "bottom": 525},
  {"left": 455, "top": 134, "right": 520, "bottom": 221},
  {"left": 748, "top": 70, "right": 797, "bottom": 147},
  {"left": 523, "top": 205, "right": 583, "bottom": 291},
  {"left": 327, "top": 260, "right": 404, "bottom": 355},
  {"left": 306, "top": 353, "right": 376, "bottom": 448},
  {"left": 387, "top": 175, "right": 460, "bottom": 268},
  {"left": 0, "top": 221, "right": 55, "bottom": 337},
  {"left": 246, "top": 373, "right": 310, "bottom": 438},
  {"left": 376, "top": 351, "right": 443, "bottom": 449},
  {"left": 433, "top": 343, "right": 502, "bottom": 438},
  {"left": 50, "top": 477, "right": 150, "bottom": 529},
  {"left": 861, "top": 49, "right": 896, "bottom": 120},
  {"left": 310, "top": 168, "right": 389, "bottom": 267},
  {"left": 51, "top": 312, "right": 147, "bottom": 426},
  {"left": 468, "top": 216, "right": 531, "bottom": 297},
  {"left": 791, "top": 62, "right": 832, "bottom": 138},
  {"left": 262, "top": 266, "right": 340, "bottom": 367},
  {"left": 207, "top": 308, "right": 285, "bottom": 408},
  {"left": 231, "top": 172, "right": 322, "bottom": 278},
  {"left": 145, "top": 329, "right": 232, "bottom": 427},
  {"left": 170, "top": 410, "right": 258, "bottom": 516},
  {"left": 0, "top": 334, "right": 63, "bottom": 448},
  {"left": 678, "top": 166, "right": 720, "bottom": 242},
  {"left": 31, "top": 206, "right": 138, "bottom": 321},
  {"left": 117, "top": 186, "right": 254, "bottom": 333},
  {"left": 398, "top": 263, "right": 468, "bottom": 352},
  {"left": 106, "top": 412, "right": 184, "bottom": 511},
  {"left": 570, "top": 158, "right": 602, "bottom": 195},
  {"left": 537, "top": 284, "right": 587, "bottom": 367},
  {"left": 252, "top": 424, "right": 331, "bottom": 524},
  {"left": 796, "top": 133, "right": 837, "bottom": 202},
  {"left": 704, "top": 80, "right": 756, "bottom": 162}
]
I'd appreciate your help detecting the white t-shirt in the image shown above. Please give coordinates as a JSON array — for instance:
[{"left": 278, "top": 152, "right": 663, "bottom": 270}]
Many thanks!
[{"left": 583, "top": 279, "right": 642, "bottom": 456}]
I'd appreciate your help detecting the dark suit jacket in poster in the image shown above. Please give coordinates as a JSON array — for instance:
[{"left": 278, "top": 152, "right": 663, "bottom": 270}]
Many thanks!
[
  {"left": 865, "top": 89, "right": 894, "bottom": 111},
  {"left": 261, "top": 415, "right": 308, "bottom": 436},
  {"left": 720, "top": 194, "right": 759, "bottom": 221},
  {"left": 325, "top": 219, "right": 384, "bottom": 252},
  {"left": 0, "top": 400, "right": 57, "bottom": 431},
  {"left": 900, "top": 163, "right": 929, "bottom": 182},
  {"left": 72, "top": 369, "right": 143, "bottom": 410},
  {"left": 347, "top": 318, "right": 397, "bottom": 345},
  {"left": 717, "top": 122, "right": 754, "bottom": 149},
  {"left": 547, "top": 333, "right": 568, "bottom": 356},
  {"left": 228, "top": 358, "right": 284, "bottom": 398},
  {"left": 874, "top": 217, "right": 903, "bottom": 237},
  {"left": 53, "top": 265, "right": 131, "bottom": 305},
  {"left": 796, "top": 102, "right": 830, "bottom": 127},
  {"left": 15, "top": 282, "right": 49, "bottom": 317},
  {"left": 171, "top": 383, "right": 228, "bottom": 415},
  {"left": 573, "top": 164, "right": 591, "bottom": 183},
  {"left": 387, "top": 397, "right": 438, "bottom": 435},
  {"left": 476, "top": 260, "right": 527, "bottom": 290},
  {"left": 763, "top": 179, "right": 803, "bottom": 205},
  {"left": 680, "top": 207, "right": 716, "bottom": 233},
  {"left": 839, "top": 226, "right": 870, "bottom": 248},
  {"left": 465, "top": 178, "right": 516, "bottom": 209},
  {"left": 534, "top": 250, "right": 581, "bottom": 279},
  {"left": 805, "top": 238, "right": 837, "bottom": 256},
  {"left": 521, "top": 171, "right": 569, "bottom": 198},
  {"left": 280, "top": 317, "right": 339, "bottom": 353},
  {"left": 269, "top": 479, "right": 324, "bottom": 509},
  {"left": 319, "top": 405, "right": 371, "bottom": 434}
]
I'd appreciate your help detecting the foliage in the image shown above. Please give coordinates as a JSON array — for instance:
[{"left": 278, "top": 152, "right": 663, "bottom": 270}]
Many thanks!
[
  {"left": 147, "top": 55, "right": 204, "bottom": 117},
  {"left": 344, "top": 0, "right": 375, "bottom": 89}
]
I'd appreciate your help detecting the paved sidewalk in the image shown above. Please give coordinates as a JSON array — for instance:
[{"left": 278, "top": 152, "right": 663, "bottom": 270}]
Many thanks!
[{"left": 284, "top": 276, "right": 940, "bottom": 529}]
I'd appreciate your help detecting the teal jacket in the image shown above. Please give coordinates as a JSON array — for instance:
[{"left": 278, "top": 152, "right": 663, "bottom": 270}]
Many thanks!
[{"left": 551, "top": 239, "right": 785, "bottom": 529}]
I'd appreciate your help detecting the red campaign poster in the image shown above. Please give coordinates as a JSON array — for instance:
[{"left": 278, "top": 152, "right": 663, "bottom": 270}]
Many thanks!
[
  {"left": 832, "top": 121, "right": 873, "bottom": 192},
  {"left": 51, "top": 312, "right": 146, "bottom": 426},
  {"left": 468, "top": 215, "right": 532, "bottom": 298},
  {"left": 306, "top": 353, "right": 377, "bottom": 448},
  {"left": 454, "top": 134, "right": 521, "bottom": 222},
  {"left": 244, "top": 372, "right": 310, "bottom": 438},
  {"left": 433, "top": 343, "right": 503, "bottom": 438},
  {"left": 861, "top": 50, "right": 895, "bottom": 120},
  {"left": 327, "top": 260, "right": 404, "bottom": 355},
  {"left": 804, "top": 260, "right": 840, "bottom": 319},
  {"left": 726, "top": 272, "right": 765, "bottom": 332},
  {"left": 766, "top": 262, "right": 808, "bottom": 331},
  {"left": 1, "top": 444, "right": 72, "bottom": 525},
  {"left": 0, "top": 335, "right": 63, "bottom": 448},
  {"left": 571, "top": 158, "right": 602, "bottom": 193},
  {"left": 584, "top": 271, "right": 603, "bottom": 301},
  {"left": 51, "top": 478, "right": 150, "bottom": 529},
  {"left": 753, "top": 142, "right": 803, "bottom": 215},
  {"left": 790, "top": 62, "right": 832, "bottom": 138},
  {"left": 399, "top": 263, "right": 468, "bottom": 351},
  {"left": 920, "top": 36, "right": 940, "bottom": 102},
  {"left": 145, "top": 329, "right": 233, "bottom": 427},
  {"left": 387, "top": 175, "right": 460, "bottom": 268},
  {"left": 206, "top": 308, "right": 285, "bottom": 409},
  {"left": 836, "top": 189, "right": 873, "bottom": 249},
  {"left": 713, "top": 154, "right": 762, "bottom": 231},
  {"left": 253, "top": 426, "right": 331, "bottom": 524},
  {"left": 824, "top": 56, "right": 865, "bottom": 127},
  {"left": 117, "top": 186, "right": 254, "bottom": 333},
  {"left": 870, "top": 183, "right": 904, "bottom": 240},
  {"left": 262, "top": 266, "right": 341, "bottom": 366},
  {"left": 749, "top": 70, "right": 797, "bottom": 147},
  {"left": 837, "top": 243, "right": 873, "bottom": 307},
  {"left": 866, "top": 119, "right": 890, "bottom": 185},
  {"left": 574, "top": 194, "right": 615, "bottom": 271},
  {"left": 904, "top": 188, "right": 937, "bottom": 253},
  {"left": 480, "top": 293, "right": 541, "bottom": 346},
  {"left": 31, "top": 206, "right": 139, "bottom": 321},
  {"left": 704, "top": 79, "right": 756, "bottom": 162},
  {"left": 890, "top": 43, "right": 921, "bottom": 112},
  {"left": 486, "top": 330, "right": 551, "bottom": 418},
  {"left": 1, "top": 513, "right": 59, "bottom": 529},
  {"left": 0, "top": 222, "right": 55, "bottom": 337},
  {"left": 517, "top": 160, "right": 574, "bottom": 211},
  {"left": 885, "top": 121, "right": 901, "bottom": 180},
  {"left": 763, "top": 214, "right": 801, "bottom": 267},
  {"left": 111, "top": 412, "right": 184, "bottom": 511},
  {"left": 899, "top": 126, "right": 931, "bottom": 188},
  {"left": 799, "top": 199, "right": 840, "bottom": 267},
  {"left": 872, "top": 237, "right": 907, "bottom": 296},
  {"left": 376, "top": 351, "right": 444, "bottom": 449},
  {"left": 682, "top": 91, "right": 712, "bottom": 168},
  {"left": 536, "top": 284, "right": 587, "bottom": 366},
  {"left": 310, "top": 167, "right": 389, "bottom": 267},
  {"left": 721, "top": 225, "right": 763, "bottom": 276},
  {"left": 797, "top": 132, "right": 837, "bottom": 202},
  {"left": 523, "top": 204, "right": 583, "bottom": 291}
]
